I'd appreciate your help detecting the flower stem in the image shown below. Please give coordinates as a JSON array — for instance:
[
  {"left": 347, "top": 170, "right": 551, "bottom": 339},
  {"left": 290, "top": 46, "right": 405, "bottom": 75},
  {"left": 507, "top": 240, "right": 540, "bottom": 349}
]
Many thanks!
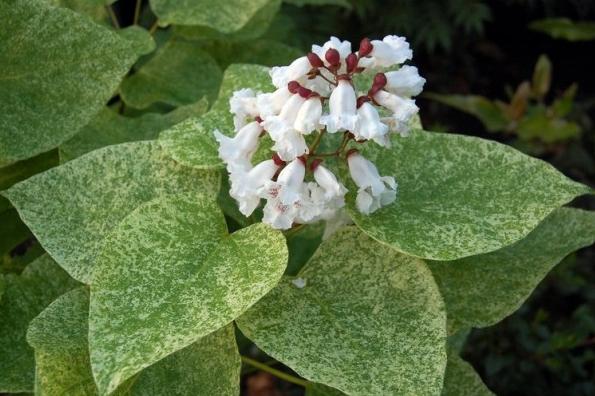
[
  {"left": 133, "top": 0, "right": 142, "bottom": 25},
  {"left": 240, "top": 356, "right": 309, "bottom": 387},
  {"left": 308, "top": 130, "right": 325, "bottom": 154},
  {"left": 149, "top": 19, "right": 159, "bottom": 35},
  {"left": 106, "top": 5, "right": 120, "bottom": 29}
]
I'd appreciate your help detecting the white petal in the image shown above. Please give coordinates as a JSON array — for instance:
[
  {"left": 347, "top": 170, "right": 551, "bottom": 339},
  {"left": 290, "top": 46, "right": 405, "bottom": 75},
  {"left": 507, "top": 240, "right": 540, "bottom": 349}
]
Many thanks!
[
  {"left": 353, "top": 102, "right": 389, "bottom": 141},
  {"left": 256, "top": 86, "right": 292, "bottom": 117},
  {"left": 271, "top": 130, "right": 309, "bottom": 161},
  {"left": 373, "top": 90, "right": 419, "bottom": 122},
  {"left": 294, "top": 97, "right": 322, "bottom": 134},
  {"left": 320, "top": 80, "right": 358, "bottom": 133},
  {"left": 385, "top": 65, "right": 426, "bottom": 97}
]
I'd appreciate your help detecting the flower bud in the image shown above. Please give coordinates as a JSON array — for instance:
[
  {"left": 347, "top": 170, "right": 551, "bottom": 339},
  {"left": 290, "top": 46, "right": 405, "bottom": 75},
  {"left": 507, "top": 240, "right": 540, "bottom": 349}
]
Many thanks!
[
  {"left": 287, "top": 81, "right": 300, "bottom": 94},
  {"left": 307, "top": 52, "right": 324, "bottom": 68},
  {"left": 358, "top": 37, "right": 373, "bottom": 57},
  {"left": 325, "top": 48, "right": 341, "bottom": 67},
  {"left": 346, "top": 53, "right": 358, "bottom": 73},
  {"left": 297, "top": 86, "right": 313, "bottom": 99}
]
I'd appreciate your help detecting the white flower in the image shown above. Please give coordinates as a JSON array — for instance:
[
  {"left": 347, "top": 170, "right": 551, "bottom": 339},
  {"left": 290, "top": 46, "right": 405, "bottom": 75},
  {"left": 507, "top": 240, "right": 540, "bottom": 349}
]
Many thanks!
[
  {"left": 271, "top": 129, "right": 309, "bottom": 161},
  {"left": 263, "top": 94, "right": 305, "bottom": 139},
  {"left": 294, "top": 97, "right": 322, "bottom": 134},
  {"left": 359, "top": 35, "right": 412, "bottom": 69},
  {"left": 380, "top": 116, "right": 412, "bottom": 137},
  {"left": 214, "top": 121, "right": 262, "bottom": 171},
  {"left": 313, "top": 163, "right": 347, "bottom": 200},
  {"left": 311, "top": 36, "right": 352, "bottom": 68},
  {"left": 320, "top": 79, "right": 358, "bottom": 133},
  {"left": 373, "top": 90, "right": 419, "bottom": 123},
  {"left": 353, "top": 101, "right": 389, "bottom": 143},
  {"left": 229, "top": 89, "right": 260, "bottom": 130},
  {"left": 229, "top": 159, "right": 279, "bottom": 216},
  {"left": 256, "top": 86, "right": 292, "bottom": 117},
  {"left": 262, "top": 198, "right": 299, "bottom": 230},
  {"left": 347, "top": 152, "right": 397, "bottom": 214},
  {"left": 385, "top": 65, "right": 426, "bottom": 97},
  {"left": 261, "top": 158, "right": 305, "bottom": 205},
  {"left": 270, "top": 56, "right": 312, "bottom": 88}
]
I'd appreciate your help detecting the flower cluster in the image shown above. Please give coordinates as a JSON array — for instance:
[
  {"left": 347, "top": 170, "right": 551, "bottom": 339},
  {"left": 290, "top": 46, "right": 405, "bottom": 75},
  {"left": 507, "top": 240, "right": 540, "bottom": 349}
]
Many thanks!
[{"left": 214, "top": 35, "right": 425, "bottom": 230}]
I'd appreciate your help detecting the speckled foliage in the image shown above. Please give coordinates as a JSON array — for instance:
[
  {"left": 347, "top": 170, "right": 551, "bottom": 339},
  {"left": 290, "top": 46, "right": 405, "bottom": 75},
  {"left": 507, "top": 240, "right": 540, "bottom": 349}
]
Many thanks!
[
  {"left": 428, "top": 207, "right": 595, "bottom": 333},
  {"left": 238, "top": 227, "right": 448, "bottom": 396},
  {"left": 89, "top": 196, "right": 287, "bottom": 395},
  {"left": 28, "top": 288, "right": 242, "bottom": 396},
  {"left": 349, "top": 130, "right": 591, "bottom": 260},
  {"left": 0, "top": 0, "right": 138, "bottom": 166},
  {"left": 150, "top": 0, "right": 272, "bottom": 32},
  {"left": 0, "top": 256, "right": 79, "bottom": 392},
  {"left": 3, "top": 141, "right": 220, "bottom": 283}
]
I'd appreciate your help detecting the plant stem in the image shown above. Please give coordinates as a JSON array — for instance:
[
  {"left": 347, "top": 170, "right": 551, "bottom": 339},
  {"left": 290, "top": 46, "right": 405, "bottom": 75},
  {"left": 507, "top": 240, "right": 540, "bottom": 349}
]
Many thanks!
[
  {"left": 285, "top": 223, "right": 305, "bottom": 237},
  {"left": 240, "top": 356, "right": 309, "bottom": 387},
  {"left": 308, "top": 130, "right": 325, "bottom": 154},
  {"left": 133, "top": 0, "right": 142, "bottom": 25},
  {"left": 106, "top": 5, "right": 120, "bottom": 29},
  {"left": 149, "top": 19, "right": 159, "bottom": 35}
]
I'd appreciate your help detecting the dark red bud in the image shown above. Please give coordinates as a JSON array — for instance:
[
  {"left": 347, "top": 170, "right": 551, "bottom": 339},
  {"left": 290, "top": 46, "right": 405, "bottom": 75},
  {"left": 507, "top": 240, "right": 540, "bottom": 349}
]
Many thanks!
[
  {"left": 356, "top": 95, "right": 370, "bottom": 108},
  {"left": 297, "top": 155, "right": 308, "bottom": 165},
  {"left": 255, "top": 116, "right": 263, "bottom": 123},
  {"left": 346, "top": 148, "right": 359, "bottom": 159},
  {"left": 373, "top": 72, "right": 387, "bottom": 87},
  {"left": 359, "top": 38, "right": 373, "bottom": 57},
  {"left": 307, "top": 52, "right": 324, "bottom": 68},
  {"left": 346, "top": 53, "right": 358, "bottom": 73},
  {"left": 325, "top": 48, "right": 341, "bottom": 67},
  {"left": 298, "top": 86, "right": 313, "bottom": 98},
  {"left": 272, "top": 153, "right": 285, "bottom": 166},
  {"left": 287, "top": 81, "right": 300, "bottom": 94},
  {"left": 310, "top": 158, "right": 323, "bottom": 171}
]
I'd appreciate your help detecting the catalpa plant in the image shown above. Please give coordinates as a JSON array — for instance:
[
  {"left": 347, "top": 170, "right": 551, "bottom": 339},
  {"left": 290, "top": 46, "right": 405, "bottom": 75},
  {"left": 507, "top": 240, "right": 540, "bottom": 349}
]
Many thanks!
[
  {"left": 1, "top": 1, "right": 595, "bottom": 395},
  {"left": 215, "top": 36, "right": 423, "bottom": 231}
]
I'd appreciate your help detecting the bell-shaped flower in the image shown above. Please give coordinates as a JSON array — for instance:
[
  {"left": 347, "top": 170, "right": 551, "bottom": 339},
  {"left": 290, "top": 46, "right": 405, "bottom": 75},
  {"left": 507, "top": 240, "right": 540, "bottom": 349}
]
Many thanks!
[
  {"left": 260, "top": 158, "right": 305, "bottom": 205},
  {"left": 294, "top": 96, "right": 322, "bottom": 134},
  {"left": 262, "top": 198, "right": 299, "bottom": 230},
  {"left": 353, "top": 101, "right": 389, "bottom": 143},
  {"left": 380, "top": 116, "right": 411, "bottom": 137},
  {"left": 384, "top": 65, "right": 426, "bottom": 97},
  {"left": 229, "top": 88, "right": 260, "bottom": 130},
  {"left": 229, "top": 159, "right": 279, "bottom": 216},
  {"left": 320, "top": 79, "right": 358, "bottom": 133},
  {"left": 347, "top": 152, "right": 397, "bottom": 214},
  {"left": 214, "top": 121, "right": 263, "bottom": 171},
  {"left": 263, "top": 94, "right": 305, "bottom": 140},
  {"left": 311, "top": 36, "right": 352, "bottom": 69},
  {"left": 270, "top": 56, "right": 312, "bottom": 88},
  {"left": 256, "top": 86, "right": 292, "bottom": 117},
  {"left": 313, "top": 163, "right": 347, "bottom": 200},
  {"left": 271, "top": 129, "right": 309, "bottom": 161},
  {"left": 373, "top": 90, "right": 419, "bottom": 123},
  {"left": 359, "top": 35, "right": 412, "bottom": 69}
]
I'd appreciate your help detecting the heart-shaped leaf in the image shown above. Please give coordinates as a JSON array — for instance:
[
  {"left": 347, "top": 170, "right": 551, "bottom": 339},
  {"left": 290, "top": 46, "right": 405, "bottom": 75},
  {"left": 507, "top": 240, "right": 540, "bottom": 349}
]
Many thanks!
[
  {"left": 3, "top": 141, "right": 220, "bottom": 283},
  {"left": 237, "top": 227, "right": 447, "bottom": 396},
  {"left": 89, "top": 196, "right": 287, "bottom": 395},
  {"left": 349, "top": 130, "right": 591, "bottom": 260}
]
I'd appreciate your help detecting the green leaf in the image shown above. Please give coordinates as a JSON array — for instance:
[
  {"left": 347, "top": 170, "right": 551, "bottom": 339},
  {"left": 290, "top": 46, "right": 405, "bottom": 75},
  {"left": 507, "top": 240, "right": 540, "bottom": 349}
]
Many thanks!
[
  {"left": 424, "top": 93, "right": 509, "bottom": 132},
  {"left": 28, "top": 288, "right": 241, "bottom": 396},
  {"left": 349, "top": 130, "right": 591, "bottom": 261},
  {"left": 285, "top": 0, "right": 351, "bottom": 7},
  {"left": 172, "top": 0, "right": 281, "bottom": 41},
  {"left": 198, "top": 39, "right": 302, "bottom": 69},
  {"left": 306, "top": 383, "right": 347, "bottom": 396},
  {"left": 117, "top": 26, "right": 156, "bottom": 56},
  {"left": 0, "top": 255, "right": 79, "bottom": 392},
  {"left": 531, "top": 55, "right": 552, "bottom": 99},
  {"left": 530, "top": 18, "right": 595, "bottom": 41},
  {"left": 0, "top": 0, "right": 138, "bottom": 166},
  {"left": 151, "top": 0, "right": 272, "bottom": 33},
  {"left": 517, "top": 106, "right": 581, "bottom": 143},
  {"left": 237, "top": 227, "right": 447, "bottom": 396},
  {"left": 442, "top": 349, "right": 493, "bottom": 396},
  {"left": 2, "top": 141, "right": 220, "bottom": 283},
  {"left": 47, "top": 0, "right": 111, "bottom": 24},
  {"left": 160, "top": 64, "right": 274, "bottom": 169},
  {"left": 428, "top": 207, "right": 595, "bottom": 333},
  {"left": 120, "top": 39, "right": 222, "bottom": 109},
  {"left": 90, "top": 196, "right": 287, "bottom": 395},
  {"left": 60, "top": 99, "right": 208, "bottom": 161}
]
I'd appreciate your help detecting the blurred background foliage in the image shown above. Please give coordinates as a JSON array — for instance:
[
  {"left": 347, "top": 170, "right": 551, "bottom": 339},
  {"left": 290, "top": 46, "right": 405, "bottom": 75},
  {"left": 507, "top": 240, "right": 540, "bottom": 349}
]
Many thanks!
[{"left": 3, "top": 0, "right": 595, "bottom": 395}]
